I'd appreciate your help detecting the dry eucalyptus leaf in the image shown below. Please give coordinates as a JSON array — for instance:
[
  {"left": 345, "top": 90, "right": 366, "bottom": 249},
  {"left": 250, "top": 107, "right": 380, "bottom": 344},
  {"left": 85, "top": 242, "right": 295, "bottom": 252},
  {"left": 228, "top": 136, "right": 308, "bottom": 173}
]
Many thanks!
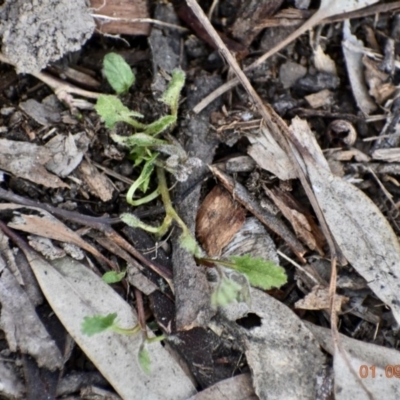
[
  {"left": 306, "top": 322, "right": 400, "bottom": 399},
  {"left": 239, "top": 288, "right": 325, "bottom": 400},
  {"left": 0, "top": 138, "right": 69, "bottom": 188},
  {"left": 290, "top": 117, "right": 400, "bottom": 326},
  {"left": 342, "top": 20, "right": 377, "bottom": 115},
  {"left": 23, "top": 254, "right": 196, "bottom": 400},
  {"left": 247, "top": 124, "right": 297, "bottom": 180},
  {"left": 0, "top": 253, "right": 63, "bottom": 371}
]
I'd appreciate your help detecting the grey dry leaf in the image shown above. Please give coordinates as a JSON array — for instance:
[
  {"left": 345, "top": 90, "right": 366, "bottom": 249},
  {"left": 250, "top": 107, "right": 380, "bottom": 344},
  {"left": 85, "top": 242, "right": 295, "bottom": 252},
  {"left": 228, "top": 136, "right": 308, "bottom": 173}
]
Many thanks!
[
  {"left": 23, "top": 254, "right": 196, "bottom": 400},
  {"left": 236, "top": 288, "right": 325, "bottom": 400},
  {"left": 187, "top": 373, "right": 256, "bottom": 400},
  {"left": 0, "top": 251, "right": 63, "bottom": 371},
  {"left": 342, "top": 20, "right": 377, "bottom": 115},
  {"left": 0, "top": 138, "right": 69, "bottom": 188},
  {"left": 45, "top": 132, "right": 90, "bottom": 178},
  {"left": 306, "top": 323, "right": 400, "bottom": 399},
  {"left": 247, "top": 124, "right": 297, "bottom": 180},
  {"left": 289, "top": 117, "right": 400, "bottom": 326}
]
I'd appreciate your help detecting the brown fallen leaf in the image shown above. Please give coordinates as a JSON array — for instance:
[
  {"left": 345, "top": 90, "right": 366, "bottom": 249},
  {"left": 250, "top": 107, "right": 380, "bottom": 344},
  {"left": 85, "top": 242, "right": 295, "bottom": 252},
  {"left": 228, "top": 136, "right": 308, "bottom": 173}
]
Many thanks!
[
  {"left": 0, "top": 204, "right": 114, "bottom": 269},
  {"left": 263, "top": 185, "right": 325, "bottom": 254},
  {"left": 295, "top": 285, "right": 349, "bottom": 312},
  {"left": 196, "top": 186, "right": 246, "bottom": 257},
  {"left": 75, "top": 159, "right": 115, "bottom": 202}
]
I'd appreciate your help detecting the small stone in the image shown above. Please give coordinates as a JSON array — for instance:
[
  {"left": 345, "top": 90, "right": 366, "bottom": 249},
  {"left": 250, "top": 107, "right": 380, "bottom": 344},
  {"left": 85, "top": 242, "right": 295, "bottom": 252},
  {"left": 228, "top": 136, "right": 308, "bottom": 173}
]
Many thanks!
[
  {"left": 294, "top": 72, "right": 340, "bottom": 93},
  {"left": 279, "top": 61, "right": 307, "bottom": 89}
]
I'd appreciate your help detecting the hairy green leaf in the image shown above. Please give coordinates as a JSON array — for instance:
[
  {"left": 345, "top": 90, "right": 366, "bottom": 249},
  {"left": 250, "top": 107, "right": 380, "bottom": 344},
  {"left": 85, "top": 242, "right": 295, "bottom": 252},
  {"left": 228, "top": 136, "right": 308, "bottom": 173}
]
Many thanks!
[
  {"left": 82, "top": 313, "right": 117, "bottom": 336},
  {"left": 229, "top": 255, "right": 287, "bottom": 290},
  {"left": 138, "top": 344, "right": 152, "bottom": 374},
  {"left": 179, "top": 232, "right": 203, "bottom": 257},
  {"left": 95, "top": 95, "right": 144, "bottom": 128},
  {"left": 144, "top": 115, "right": 177, "bottom": 135},
  {"left": 103, "top": 53, "right": 135, "bottom": 94},
  {"left": 211, "top": 275, "right": 242, "bottom": 307},
  {"left": 103, "top": 270, "right": 126, "bottom": 284},
  {"left": 112, "top": 133, "right": 168, "bottom": 148},
  {"left": 160, "top": 69, "right": 186, "bottom": 114}
]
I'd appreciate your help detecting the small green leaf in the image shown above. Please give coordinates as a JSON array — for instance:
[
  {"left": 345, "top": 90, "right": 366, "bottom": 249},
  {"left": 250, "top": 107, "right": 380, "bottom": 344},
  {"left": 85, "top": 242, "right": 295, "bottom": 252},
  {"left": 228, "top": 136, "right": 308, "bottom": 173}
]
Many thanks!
[
  {"left": 179, "top": 232, "right": 203, "bottom": 257},
  {"left": 103, "top": 53, "right": 135, "bottom": 94},
  {"left": 160, "top": 69, "right": 186, "bottom": 114},
  {"left": 95, "top": 95, "right": 144, "bottom": 128},
  {"left": 211, "top": 275, "right": 242, "bottom": 307},
  {"left": 111, "top": 133, "right": 168, "bottom": 148},
  {"left": 229, "top": 255, "right": 287, "bottom": 290},
  {"left": 103, "top": 270, "right": 126, "bottom": 284},
  {"left": 144, "top": 115, "right": 176, "bottom": 135},
  {"left": 138, "top": 344, "right": 152, "bottom": 374},
  {"left": 82, "top": 313, "right": 117, "bottom": 336}
]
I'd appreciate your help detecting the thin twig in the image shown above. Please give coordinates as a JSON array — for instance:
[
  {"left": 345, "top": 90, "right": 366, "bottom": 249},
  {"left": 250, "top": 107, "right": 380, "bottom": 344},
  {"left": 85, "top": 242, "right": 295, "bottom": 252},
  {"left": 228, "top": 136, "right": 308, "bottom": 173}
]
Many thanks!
[
  {"left": 91, "top": 15, "right": 188, "bottom": 32},
  {"left": 193, "top": 1, "right": 399, "bottom": 113}
]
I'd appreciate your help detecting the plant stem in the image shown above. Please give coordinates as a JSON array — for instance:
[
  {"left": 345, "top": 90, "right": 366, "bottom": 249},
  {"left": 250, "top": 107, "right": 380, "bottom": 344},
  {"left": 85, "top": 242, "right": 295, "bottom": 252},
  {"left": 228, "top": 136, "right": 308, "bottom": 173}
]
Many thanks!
[{"left": 156, "top": 166, "right": 189, "bottom": 234}]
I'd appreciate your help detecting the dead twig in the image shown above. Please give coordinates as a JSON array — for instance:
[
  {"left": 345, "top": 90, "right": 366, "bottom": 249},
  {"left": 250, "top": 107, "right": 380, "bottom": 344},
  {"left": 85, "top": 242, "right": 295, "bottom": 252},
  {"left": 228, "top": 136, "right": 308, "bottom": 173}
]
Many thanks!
[{"left": 193, "top": 0, "right": 393, "bottom": 113}]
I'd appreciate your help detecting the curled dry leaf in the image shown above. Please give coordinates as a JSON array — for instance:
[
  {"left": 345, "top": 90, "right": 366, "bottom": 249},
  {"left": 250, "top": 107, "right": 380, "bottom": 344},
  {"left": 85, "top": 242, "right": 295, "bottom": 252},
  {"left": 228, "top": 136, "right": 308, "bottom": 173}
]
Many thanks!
[
  {"left": 196, "top": 186, "right": 246, "bottom": 257},
  {"left": 290, "top": 117, "right": 400, "bottom": 326},
  {"left": 342, "top": 20, "right": 377, "bottom": 115},
  {"left": 313, "top": 45, "right": 337, "bottom": 76},
  {"left": 247, "top": 124, "right": 297, "bottom": 180}
]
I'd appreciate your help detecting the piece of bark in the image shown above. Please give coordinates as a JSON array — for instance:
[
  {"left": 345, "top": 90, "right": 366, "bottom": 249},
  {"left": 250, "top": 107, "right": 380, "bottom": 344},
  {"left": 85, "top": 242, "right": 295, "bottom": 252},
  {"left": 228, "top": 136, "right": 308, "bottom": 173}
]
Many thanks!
[
  {"left": 90, "top": 0, "right": 150, "bottom": 36},
  {"left": 209, "top": 166, "right": 306, "bottom": 262},
  {"left": 75, "top": 159, "right": 115, "bottom": 202},
  {"left": 171, "top": 75, "right": 222, "bottom": 330},
  {"left": 196, "top": 186, "right": 246, "bottom": 257}
]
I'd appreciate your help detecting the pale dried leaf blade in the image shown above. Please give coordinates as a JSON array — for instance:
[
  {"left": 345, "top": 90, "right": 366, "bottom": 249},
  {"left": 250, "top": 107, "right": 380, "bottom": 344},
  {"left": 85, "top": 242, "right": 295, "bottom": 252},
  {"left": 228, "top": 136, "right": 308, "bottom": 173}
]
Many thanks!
[
  {"left": 307, "top": 323, "right": 400, "bottom": 399},
  {"left": 247, "top": 125, "right": 297, "bottom": 180},
  {"left": 317, "top": 0, "right": 379, "bottom": 19},
  {"left": 342, "top": 21, "right": 377, "bottom": 115},
  {"left": 243, "top": 289, "right": 325, "bottom": 400},
  {"left": 24, "top": 254, "right": 196, "bottom": 400},
  {"left": 290, "top": 117, "right": 400, "bottom": 325},
  {"left": 0, "top": 257, "right": 63, "bottom": 370}
]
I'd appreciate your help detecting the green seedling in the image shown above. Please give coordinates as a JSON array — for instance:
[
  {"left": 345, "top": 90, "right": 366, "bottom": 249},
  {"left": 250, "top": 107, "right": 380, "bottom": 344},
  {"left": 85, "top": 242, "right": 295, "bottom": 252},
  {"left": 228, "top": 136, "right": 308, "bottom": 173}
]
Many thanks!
[
  {"left": 82, "top": 313, "right": 166, "bottom": 374},
  {"left": 103, "top": 53, "right": 135, "bottom": 94},
  {"left": 94, "top": 53, "right": 287, "bottom": 311},
  {"left": 102, "top": 270, "right": 126, "bottom": 284}
]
